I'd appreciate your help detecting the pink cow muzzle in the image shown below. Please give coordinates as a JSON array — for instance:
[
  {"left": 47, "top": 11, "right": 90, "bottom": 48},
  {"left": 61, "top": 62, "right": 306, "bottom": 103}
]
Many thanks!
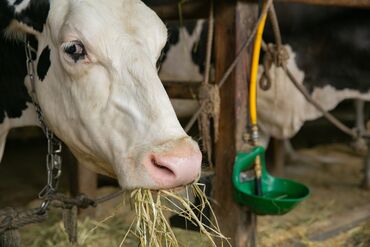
[{"left": 143, "top": 138, "right": 202, "bottom": 189}]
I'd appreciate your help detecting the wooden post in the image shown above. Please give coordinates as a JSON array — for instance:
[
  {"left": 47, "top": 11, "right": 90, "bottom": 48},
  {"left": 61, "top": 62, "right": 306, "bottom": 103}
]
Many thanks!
[
  {"left": 213, "top": 1, "right": 257, "bottom": 246},
  {"left": 64, "top": 147, "right": 97, "bottom": 218},
  {"left": 76, "top": 163, "right": 97, "bottom": 218}
]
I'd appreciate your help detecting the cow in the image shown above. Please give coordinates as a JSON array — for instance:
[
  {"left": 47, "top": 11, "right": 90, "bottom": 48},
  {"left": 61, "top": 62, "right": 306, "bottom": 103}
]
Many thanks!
[
  {"left": 0, "top": 0, "right": 202, "bottom": 190},
  {"left": 158, "top": 19, "right": 208, "bottom": 118},
  {"left": 258, "top": 5, "right": 370, "bottom": 140},
  {"left": 160, "top": 7, "right": 370, "bottom": 138}
]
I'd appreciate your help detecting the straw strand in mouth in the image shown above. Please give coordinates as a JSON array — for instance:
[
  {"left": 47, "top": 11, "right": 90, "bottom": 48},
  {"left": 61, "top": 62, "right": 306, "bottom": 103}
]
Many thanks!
[{"left": 123, "top": 184, "right": 231, "bottom": 247}]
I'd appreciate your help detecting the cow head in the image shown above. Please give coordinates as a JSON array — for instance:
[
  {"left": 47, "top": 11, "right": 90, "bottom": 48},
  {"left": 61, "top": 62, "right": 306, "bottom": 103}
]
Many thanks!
[{"left": 2, "top": 0, "right": 202, "bottom": 189}]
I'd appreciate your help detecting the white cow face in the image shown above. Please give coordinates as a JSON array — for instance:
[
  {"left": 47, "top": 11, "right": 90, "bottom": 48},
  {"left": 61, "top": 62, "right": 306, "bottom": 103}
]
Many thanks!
[{"left": 6, "top": 0, "right": 201, "bottom": 189}]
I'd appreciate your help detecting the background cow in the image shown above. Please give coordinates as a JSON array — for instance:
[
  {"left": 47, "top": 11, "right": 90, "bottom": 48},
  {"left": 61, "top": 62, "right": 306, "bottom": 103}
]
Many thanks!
[
  {"left": 258, "top": 5, "right": 370, "bottom": 140},
  {"left": 158, "top": 5, "right": 370, "bottom": 186},
  {"left": 0, "top": 0, "right": 202, "bottom": 190}
]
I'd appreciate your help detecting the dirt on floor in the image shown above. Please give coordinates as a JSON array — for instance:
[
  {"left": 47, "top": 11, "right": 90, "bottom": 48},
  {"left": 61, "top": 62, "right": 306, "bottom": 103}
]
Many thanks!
[{"left": 258, "top": 143, "right": 370, "bottom": 247}]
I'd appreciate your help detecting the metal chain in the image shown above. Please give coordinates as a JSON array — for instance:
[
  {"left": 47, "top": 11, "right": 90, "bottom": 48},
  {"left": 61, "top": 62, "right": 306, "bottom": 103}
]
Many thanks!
[{"left": 24, "top": 39, "right": 63, "bottom": 215}]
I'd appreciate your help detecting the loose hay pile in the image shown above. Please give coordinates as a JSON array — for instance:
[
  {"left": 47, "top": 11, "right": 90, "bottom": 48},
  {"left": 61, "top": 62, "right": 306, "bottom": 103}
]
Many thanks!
[
  {"left": 257, "top": 144, "right": 370, "bottom": 246},
  {"left": 21, "top": 183, "right": 230, "bottom": 247}
]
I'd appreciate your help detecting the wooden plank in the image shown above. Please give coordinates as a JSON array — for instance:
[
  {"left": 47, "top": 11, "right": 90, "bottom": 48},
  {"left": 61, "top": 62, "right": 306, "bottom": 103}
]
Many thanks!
[
  {"left": 275, "top": 0, "right": 370, "bottom": 8},
  {"left": 213, "top": 1, "right": 257, "bottom": 246},
  {"left": 162, "top": 81, "right": 201, "bottom": 99},
  {"left": 149, "top": 0, "right": 210, "bottom": 21},
  {"left": 153, "top": 0, "right": 370, "bottom": 22},
  {"left": 147, "top": 0, "right": 370, "bottom": 22}
]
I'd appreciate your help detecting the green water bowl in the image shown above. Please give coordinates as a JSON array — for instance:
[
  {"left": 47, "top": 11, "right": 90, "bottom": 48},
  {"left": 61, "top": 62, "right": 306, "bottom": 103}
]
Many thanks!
[{"left": 232, "top": 146, "right": 310, "bottom": 215}]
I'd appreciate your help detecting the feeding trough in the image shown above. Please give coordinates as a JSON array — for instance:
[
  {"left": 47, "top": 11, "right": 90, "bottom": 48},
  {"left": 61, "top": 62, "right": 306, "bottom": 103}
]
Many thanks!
[{"left": 232, "top": 146, "right": 310, "bottom": 215}]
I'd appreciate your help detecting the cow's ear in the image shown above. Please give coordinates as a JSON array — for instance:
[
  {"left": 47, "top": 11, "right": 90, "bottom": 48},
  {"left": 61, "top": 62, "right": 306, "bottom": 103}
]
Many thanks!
[{"left": 1, "top": 0, "right": 50, "bottom": 36}]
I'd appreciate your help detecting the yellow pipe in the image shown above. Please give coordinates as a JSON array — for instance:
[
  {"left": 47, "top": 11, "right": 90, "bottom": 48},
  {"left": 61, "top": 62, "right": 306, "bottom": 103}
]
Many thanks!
[{"left": 249, "top": 7, "right": 268, "bottom": 127}]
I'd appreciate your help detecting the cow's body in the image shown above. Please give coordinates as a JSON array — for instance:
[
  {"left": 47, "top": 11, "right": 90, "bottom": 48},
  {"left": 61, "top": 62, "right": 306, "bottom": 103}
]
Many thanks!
[{"left": 0, "top": 0, "right": 202, "bottom": 190}]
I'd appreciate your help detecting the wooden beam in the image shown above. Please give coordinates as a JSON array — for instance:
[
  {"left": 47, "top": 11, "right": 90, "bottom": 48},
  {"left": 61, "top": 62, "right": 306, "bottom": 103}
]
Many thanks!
[
  {"left": 213, "top": 1, "right": 257, "bottom": 246},
  {"left": 149, "top": 0, "right": 210, "bottom": 21},
  {"left": 147, "top": 0, "right": 370, "bottom": 22},
  {"left": 275, "top": 0, "right": 370, "bottom": 8},
  {"left": 162, "top": 81, "right": 201, "bottom": 99}
]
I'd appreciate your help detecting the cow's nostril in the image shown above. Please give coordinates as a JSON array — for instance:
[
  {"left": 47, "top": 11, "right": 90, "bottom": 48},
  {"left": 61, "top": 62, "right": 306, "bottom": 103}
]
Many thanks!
[{"left": 151, "top": 156, "right": 176, "bottom": 177}]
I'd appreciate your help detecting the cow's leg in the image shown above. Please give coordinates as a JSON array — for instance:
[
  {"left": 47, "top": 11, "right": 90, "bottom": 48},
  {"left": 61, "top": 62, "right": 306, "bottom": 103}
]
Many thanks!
[
  {"left": 352, "top": 99, "right": 370, "bottom": 189},
  {"left": 284, "top": 139, "right": 298, "bottom": 162},
  {"left": 363, "top": 151, "right": 370, "bottom": 189},
  {"left": 272, "top": 138, "right": 286, "bottom": 176},
  {"left": 355, "top": 99, "right": 365, "bottom": 133},
  {"left": 0, "top": 130, "right": 9, "bottom": 163},
  {"left": 0, "top": 129, "right": 19, "bottom": 246},
  {"left": 351, "top": 100, "right": 367, "bottom": 153}
]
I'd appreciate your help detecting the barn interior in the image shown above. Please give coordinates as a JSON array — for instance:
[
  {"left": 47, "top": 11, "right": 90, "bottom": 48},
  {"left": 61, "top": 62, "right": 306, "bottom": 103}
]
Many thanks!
[{"left": 1, "top": 0, "right": 370, "bottom": 247}]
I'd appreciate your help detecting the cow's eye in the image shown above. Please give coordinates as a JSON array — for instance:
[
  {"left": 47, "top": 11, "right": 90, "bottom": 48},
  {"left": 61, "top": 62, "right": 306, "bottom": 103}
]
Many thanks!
[{"left": 62, "top": 40, "right": 87, "bottom": 62}]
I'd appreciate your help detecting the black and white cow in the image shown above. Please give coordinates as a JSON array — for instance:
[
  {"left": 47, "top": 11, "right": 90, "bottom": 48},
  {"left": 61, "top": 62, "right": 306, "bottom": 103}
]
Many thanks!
[
  {"left": 160, "top": 6, "right": 370, "bottom": 142},
  {"left": 0, "top": 0, "right": 202, "bottom": 190},
  {"left": 258, "top": 5, "right": 370, "bottom": 140}
]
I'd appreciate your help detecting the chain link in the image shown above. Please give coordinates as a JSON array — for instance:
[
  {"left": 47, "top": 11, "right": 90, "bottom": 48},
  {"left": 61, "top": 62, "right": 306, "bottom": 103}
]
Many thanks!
[{"left": 24, "top": 39, "right": 63, "bottom": 215}]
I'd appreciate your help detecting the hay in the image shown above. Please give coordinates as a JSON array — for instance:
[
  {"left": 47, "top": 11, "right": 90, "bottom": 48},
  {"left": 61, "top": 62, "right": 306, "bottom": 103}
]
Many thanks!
[
  {"left": 257, "top": 144, "right": 370, "bottom": 246},
  {"left": 121, "top": 183, "right": 230, "bottom": 247}
]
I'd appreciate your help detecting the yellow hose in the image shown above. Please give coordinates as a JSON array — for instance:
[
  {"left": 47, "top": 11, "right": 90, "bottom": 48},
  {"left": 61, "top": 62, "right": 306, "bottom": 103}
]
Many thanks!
[{"left": 249, "top": 8, "right": 268, "bottom": 126}]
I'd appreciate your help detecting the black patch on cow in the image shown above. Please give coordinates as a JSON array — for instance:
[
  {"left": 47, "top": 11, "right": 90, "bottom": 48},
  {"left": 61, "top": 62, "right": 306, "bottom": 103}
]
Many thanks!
[
  {"left": 0, "top": 0, "right": 50, "bottom": 33},
  {"left": 0, "top": 0, "right": 14, "bottom": 30},
  {"left": 272, "top": 8, "right": 370, "bottom": 94},
  {"left": 185, "top": 21, "right": 196, "bottom": 36},
  {"left": 156, "top": 22, "right": 180, "bottom": 70},
  {"left": 14, "top": 0, "right": 24, "bottom": 6},
  {"left": 191, "top": 21, "right": 208, "bottom": 75},
  {"left": 15, "top": 0, "right": 50, "bottom": 32},
  {"left": 0, "top": 34, "right": 33, "bottom": 124},
  {"left": 37, "top": 46, "right": 51, "bottom": 81},
  {"left": 167, "top": 22, "right": 180, "bottom": 45}
]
